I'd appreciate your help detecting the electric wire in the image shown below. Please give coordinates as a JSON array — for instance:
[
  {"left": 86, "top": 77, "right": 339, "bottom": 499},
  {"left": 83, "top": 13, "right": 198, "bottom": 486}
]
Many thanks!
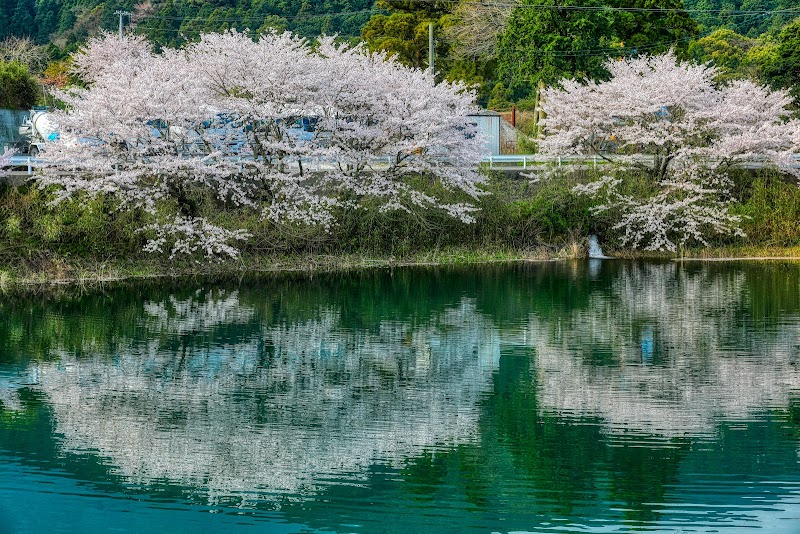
[
  {"left": 401, "top": 0, "right": 800, "bottom": 16},
  {"left": 129, "top": 2, "right": 792, "bottom": 58}
]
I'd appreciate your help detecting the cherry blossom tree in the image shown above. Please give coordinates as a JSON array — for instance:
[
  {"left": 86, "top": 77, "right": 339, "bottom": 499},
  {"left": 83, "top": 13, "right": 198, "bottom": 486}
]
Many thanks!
[
  {"left": 39, "top": 31, "right": 486, "bottom": 258},
  {"left": 0, "top": 148, "right": 12, "bottom": 176},
  {"left": 540, "top": 52, "right": 800, "bottom": 252}
]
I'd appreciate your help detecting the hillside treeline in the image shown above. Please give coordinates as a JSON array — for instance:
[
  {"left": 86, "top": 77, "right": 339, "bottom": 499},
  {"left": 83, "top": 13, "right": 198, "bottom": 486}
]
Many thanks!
[{"left": 1, "top": 0, "right": 800, "bottom": 110}]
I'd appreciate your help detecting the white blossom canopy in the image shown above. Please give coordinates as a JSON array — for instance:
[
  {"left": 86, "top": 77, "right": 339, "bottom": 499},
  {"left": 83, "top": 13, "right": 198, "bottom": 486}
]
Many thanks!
[
  {"left": 540, "top": 52, "right": 800, "bottom": 252},
  {"left": 39, "top": 32, "right": 487, "bottom": 258}
]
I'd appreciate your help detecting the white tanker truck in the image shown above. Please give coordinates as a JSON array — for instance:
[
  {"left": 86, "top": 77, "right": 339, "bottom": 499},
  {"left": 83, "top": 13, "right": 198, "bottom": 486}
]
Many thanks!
[{"left": 18, "top": 109, "right": 59, "bottom": 157}]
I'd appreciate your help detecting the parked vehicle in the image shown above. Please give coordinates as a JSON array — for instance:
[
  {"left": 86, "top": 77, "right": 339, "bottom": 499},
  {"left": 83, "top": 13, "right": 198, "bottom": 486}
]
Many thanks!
[{"left": 18, "top": 108, "right": 59, "bottom": 157}]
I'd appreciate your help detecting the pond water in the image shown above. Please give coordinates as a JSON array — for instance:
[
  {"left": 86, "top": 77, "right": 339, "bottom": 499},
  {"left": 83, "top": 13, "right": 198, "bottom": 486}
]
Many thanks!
[{"left": 0, "top": 261, "right": 799, "bottom": 533}]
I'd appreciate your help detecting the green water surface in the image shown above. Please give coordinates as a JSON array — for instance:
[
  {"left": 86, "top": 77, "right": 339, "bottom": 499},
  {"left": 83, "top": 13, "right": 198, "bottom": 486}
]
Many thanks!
[{"left": 0, "top": 260, "right": 799, "bottom": 533}]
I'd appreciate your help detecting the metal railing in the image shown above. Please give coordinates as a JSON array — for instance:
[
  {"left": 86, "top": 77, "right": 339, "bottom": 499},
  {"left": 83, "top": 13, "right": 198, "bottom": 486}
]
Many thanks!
[
  {"left": 5, "top": 155, "right": 37, "bottom": 177},
  {"left": 483, "top": 154, "right": 594, "bottom": 169},
  {"left": 6, "top": 153, "right": 800, "bottom": 177}
]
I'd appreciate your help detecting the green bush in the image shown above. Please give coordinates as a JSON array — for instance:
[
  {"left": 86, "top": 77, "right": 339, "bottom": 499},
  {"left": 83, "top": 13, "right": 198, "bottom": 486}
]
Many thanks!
[
  {"left": 0, "top": 61, "right": 38, "bottom": 110},
  {"left": 734, "top": 171, "right": 800, "bottom": 246},
  {"left": 0, "top": 172, "right": 603, "bottom": 262}
]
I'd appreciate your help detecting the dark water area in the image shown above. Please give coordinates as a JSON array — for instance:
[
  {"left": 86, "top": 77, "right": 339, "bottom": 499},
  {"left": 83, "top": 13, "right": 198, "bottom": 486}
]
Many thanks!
[{"left": 0, "top": 260, "right": 799, "bottom": 533}]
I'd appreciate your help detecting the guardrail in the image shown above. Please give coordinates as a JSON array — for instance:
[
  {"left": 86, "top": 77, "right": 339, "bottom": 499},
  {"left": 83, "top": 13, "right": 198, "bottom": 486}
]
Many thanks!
[
  {"left": 6, "top": 154, "right": 574, "bottom": 176},
  {"left": 2, "top": 156, "right": 38, "bottom": 179},
  {"left": 483, "top": 153, "right": 800, "bottom": 170},
  {"left": 6, "top": 153, "right": 800, "bottom": 177},
  {"left": 484, "top": 154, "right": 599, "bottom": 169}
]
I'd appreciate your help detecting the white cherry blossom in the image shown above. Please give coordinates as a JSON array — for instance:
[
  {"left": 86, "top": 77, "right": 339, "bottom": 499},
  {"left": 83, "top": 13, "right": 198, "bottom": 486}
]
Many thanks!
[
  {"left": 39, "top": 32, "right": 487, "bottom": 258},
  {"left": 540, "top": 52, "right": 800, "bottom": 252}
]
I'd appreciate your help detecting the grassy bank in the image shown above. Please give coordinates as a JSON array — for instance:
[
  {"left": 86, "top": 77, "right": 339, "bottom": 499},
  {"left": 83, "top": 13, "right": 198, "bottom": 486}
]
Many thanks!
[
  {"left": 2, "top": 168, "right": 800, "bottom": 286},
  {"left": 0, "top": 171, "right": 594, "bottom": 285},
  {"left": 0, "top": 247, "right": 567, "bottom": 287}
]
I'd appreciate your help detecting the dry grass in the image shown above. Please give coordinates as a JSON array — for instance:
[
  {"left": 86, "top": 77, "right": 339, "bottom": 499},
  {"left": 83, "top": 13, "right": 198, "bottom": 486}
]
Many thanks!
[{"left": 0, "top": 247, "right": 560, "bottom": 289}]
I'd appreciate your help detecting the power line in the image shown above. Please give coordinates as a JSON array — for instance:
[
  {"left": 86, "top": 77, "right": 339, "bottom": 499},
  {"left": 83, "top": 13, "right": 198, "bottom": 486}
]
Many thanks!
[
  {"left": 131, "top": 1, "right": 800, "bottom": 27},
  {"left": 136, "top": 8, "right": 384, "bottom": 25},
  {"left": 498, "top": 11, "right": 775, "bottom": 57},
  {"left": 402, "top": 0, "right": 800, "bottom": 16},
  {"left": 129, "top": 3, "right": 790, "bottom": 58}
]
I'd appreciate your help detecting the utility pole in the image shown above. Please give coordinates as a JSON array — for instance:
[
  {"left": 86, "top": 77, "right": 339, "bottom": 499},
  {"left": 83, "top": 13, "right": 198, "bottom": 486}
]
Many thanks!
[
  {"left": 428, "top": 22, "right": 434, "bottom": 76},
  {"left": 115, "top": 10, "right": 131, "bottom": 39}
]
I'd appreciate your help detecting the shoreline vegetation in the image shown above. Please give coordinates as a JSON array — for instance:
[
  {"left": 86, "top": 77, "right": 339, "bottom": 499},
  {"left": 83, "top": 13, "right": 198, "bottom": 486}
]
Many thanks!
[
  {"left": 5, "top": 36, "right": 800, "bottom": 279},
  {"left": 4, "top": 166, "right": 800, "bottom": 290},
  {"left": 4, "top": 245, "right": 800, "bottom": 290},
  {"left": 0, "top": 248, "right": 562, "bottom": 288}
]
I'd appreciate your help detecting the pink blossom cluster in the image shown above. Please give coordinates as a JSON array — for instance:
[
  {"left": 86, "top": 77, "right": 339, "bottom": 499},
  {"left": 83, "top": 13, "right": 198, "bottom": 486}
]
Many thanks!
[
  {"left": 540, "top": 52, "right": 800, "bottom": 252},
  {"left": 0, "top": 148, "right": 12, "bottom": 174},
  {"left": 39, "top": 32, "right": 487, "bottom": 258}
]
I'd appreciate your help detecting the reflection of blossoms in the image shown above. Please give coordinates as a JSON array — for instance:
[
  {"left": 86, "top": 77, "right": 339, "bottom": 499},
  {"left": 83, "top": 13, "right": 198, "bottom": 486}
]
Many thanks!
[
  {"left": 18, "top": 263, "right": 800, "bottom": 511},
  {"left": 34, "top": 297, "right": 499, "bottom": 506},
  {"left": 531, "top": 263, "right": 800, "bottom": 439},
  {"left": 142, "top": 288, "right": 254, "bottom": 336},
  {"left": 0, "top": 377, "right": 23, "bottom": 411}
]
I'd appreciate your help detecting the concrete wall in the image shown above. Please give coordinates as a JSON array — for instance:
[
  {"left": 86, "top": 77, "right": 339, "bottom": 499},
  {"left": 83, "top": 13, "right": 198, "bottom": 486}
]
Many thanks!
[
  {"left": 468, "top": 114, "right": 501, "bottom": 156},
  {"left": 0, "top": 109, "right": 28, "bottom": 150}
]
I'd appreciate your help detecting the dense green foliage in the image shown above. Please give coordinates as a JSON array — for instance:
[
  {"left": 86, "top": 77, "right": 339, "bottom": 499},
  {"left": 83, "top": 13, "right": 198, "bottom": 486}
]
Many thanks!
[
  {"left": 683, "top": 0, "right": 798, "bottom": 36},
  {"left": 688, "top": 28, "right": 777, "bottom": 82},
  {"left": 0, "top": 0, "right": 798, "bottom": 103},
  {"left": 360, "top": 4, "right": 442, "bottom": 68},
  {"left": 2, "top": 167, "right": 800, "bottom": 273},
  {"left": 496, "top": 0, "right": 697, "bottom": 99},
  {"left": 1, "top": 0, "right": 377, "bottom": 50},
  {"left": 684, "top": 17, "right": 800, "bottom": 97},
  {"left": 138, "top": 0, "right": 377, "bottom": 48},
  {"left": 496, "top": 0, "right": 612, "bottom": 100},
  {"left": 0, "top": 60, "right": 37, "bottom": 109},
  {"left": 729, "top": 171, "right": 800, "bottom": 246},
  {"left": 0, "top": 0, "right": 36, "bottom": 40},
  {"left": 0, "top": 173, "right": 595, "bottom": 270},
  {"left": 763, "top": 17, "right": 800, "bottom": 97}
]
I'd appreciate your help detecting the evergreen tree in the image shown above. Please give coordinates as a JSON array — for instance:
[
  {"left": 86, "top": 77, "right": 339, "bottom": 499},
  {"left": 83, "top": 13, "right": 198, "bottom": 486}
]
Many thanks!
[
  {"left": 0, "top": 0, "right": 16, "bottom": 40},
  {"left": 764, "top": 16, "right": 800, "bottom": 97},
  {"left": 607, "top": 0, "right": 697, "bottom": 57},
  {"left": 496, "top": 0, "right": 697, "bottom": 100},
  {"left": 34, "top": 0, "right": 60, "bottom": 44},
  {"left": 10, "top": 0, "right": 36, "bottom": 38},
  {"left": 361, "top": 0, "right": 452, "bottom": 70},
  {"left": 496, "top": 0, "right": 612, "bottom": 100}
]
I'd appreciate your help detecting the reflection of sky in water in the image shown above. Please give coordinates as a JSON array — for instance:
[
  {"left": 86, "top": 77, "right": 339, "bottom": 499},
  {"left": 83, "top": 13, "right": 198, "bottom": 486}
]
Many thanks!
[{"left": 1, "top": 262, "right": 799, "bottom": 532}]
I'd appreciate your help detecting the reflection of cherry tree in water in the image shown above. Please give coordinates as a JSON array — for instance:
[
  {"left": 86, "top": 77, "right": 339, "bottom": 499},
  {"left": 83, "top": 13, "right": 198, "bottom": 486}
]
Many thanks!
[
  {"left": 141, "top": 288, "right": 255, "bottom": 336},
  {"left": 32, "top": 290, "right": 500, "bottom": 506},
  {"left": 530, "top": 262, "right": 800, "bottom": 439},
  {"left": 3, "top": 264, "right": 799, "bottom": 528}
]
